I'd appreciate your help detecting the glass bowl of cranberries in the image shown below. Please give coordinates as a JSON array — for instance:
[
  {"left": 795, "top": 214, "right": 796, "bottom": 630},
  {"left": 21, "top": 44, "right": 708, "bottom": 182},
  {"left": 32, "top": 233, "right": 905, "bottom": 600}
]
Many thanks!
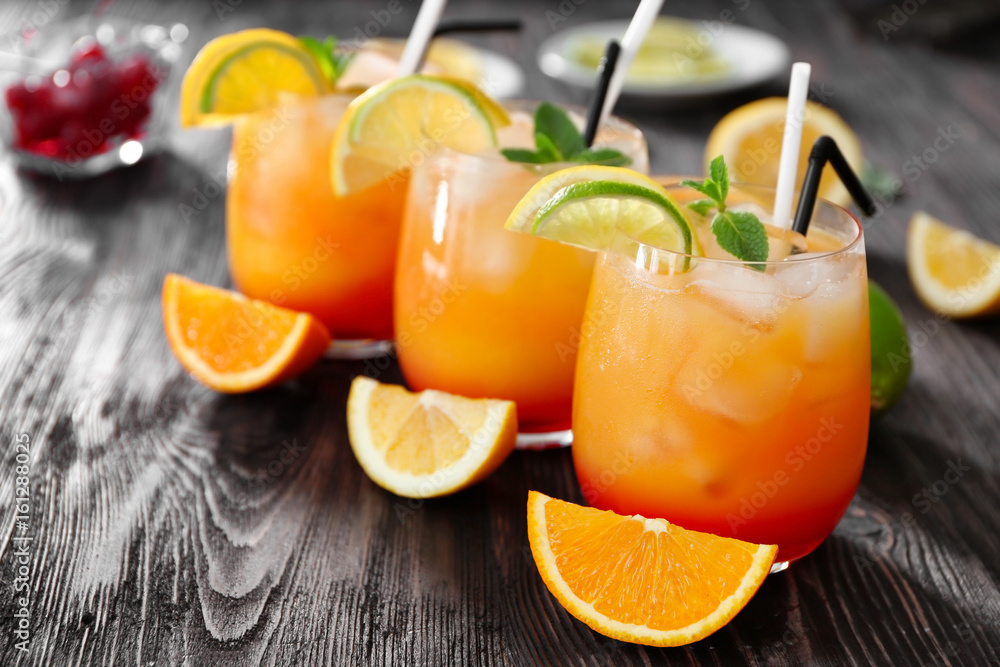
[{"left": 0, "top": 17, "right": 187, "bottom": 178}]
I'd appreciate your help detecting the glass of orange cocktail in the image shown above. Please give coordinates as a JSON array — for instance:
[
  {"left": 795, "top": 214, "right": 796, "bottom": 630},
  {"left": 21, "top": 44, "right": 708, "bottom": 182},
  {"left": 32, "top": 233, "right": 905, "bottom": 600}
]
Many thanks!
[
  {"left": 394, "top": 103, "right": 648, "bottom": 445},
  {"left": 227, "top": 95, "right": 408, "bottom": 357},
  {"left": 572, "top": 183, "right": 869, "bottom": 566}
]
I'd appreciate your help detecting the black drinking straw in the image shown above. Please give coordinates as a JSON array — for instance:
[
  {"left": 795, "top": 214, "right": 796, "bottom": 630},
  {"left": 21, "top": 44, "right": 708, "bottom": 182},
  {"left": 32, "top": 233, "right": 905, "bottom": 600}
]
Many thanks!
[
  {"left": 433, "top": 18, "right": 523, "bottom": 37},
  {"left": 582, "top": 40, "right": 621, "bottom": 148},
  {"left": 792, "top": 135, "right": 878, "bottom": 235}
]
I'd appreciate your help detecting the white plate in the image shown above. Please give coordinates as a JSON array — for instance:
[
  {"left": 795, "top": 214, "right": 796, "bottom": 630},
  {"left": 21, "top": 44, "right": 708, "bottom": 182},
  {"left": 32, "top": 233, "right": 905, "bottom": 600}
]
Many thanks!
[
  {"left": 538, "top": 19, "right": 790, "bottom": 103},
  {"left": 477, "top": 49, "right": 525, "bottom": 99}
]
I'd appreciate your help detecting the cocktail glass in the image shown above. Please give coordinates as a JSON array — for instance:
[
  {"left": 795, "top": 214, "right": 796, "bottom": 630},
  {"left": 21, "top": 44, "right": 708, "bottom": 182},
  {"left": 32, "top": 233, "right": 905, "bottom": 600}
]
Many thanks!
[
  {"left": 572, "top": 183, "right": 869, "bottom": 568},
  {"left": 394, "top": 102, "right": 648, "bottom": 447},
  {"left": 227, "top": 94, "right": 409, "bottom": 358}
]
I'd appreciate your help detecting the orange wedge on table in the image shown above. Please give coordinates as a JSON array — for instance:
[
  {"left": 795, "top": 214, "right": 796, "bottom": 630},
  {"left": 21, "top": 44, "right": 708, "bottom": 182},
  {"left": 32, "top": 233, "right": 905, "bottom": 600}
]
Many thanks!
[
  {"left": 527, "top": 491, "right": 777, "bottom": 647},
  {"left": 907, "top": 211, "right": 1000, "bottom": 318},
  {"left": 162, "top": 274, "right": 330, "bottom": 393},
  {"left": 346, "top": 377, "right": 517, "bottom": 498},
  {"left": 706, "top": 97, "right": 863, "bottom": 208}
]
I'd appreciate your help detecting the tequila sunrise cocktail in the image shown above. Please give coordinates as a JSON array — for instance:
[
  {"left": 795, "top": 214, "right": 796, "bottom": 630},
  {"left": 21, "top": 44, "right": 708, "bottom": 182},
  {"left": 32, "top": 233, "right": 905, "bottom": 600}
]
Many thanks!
[
  {"left": 227, "top": 95, "right": 408, "bottom": 351},
  {"left": 572, "top": 184, "right": 870, "bottom": 564},
  {"left": 394, "top": 105, "right": 648, "bottom": 439}
]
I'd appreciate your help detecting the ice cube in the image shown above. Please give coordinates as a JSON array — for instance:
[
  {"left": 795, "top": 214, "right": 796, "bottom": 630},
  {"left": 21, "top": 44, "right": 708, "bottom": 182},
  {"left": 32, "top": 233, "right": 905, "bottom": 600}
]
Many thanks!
[
  {"left": 801, "top": 279, "right": 868, "bottom": 363},
  {"left": 772, "top": 251, "right": 856, "bottom": 297},
  {"left": 496, "top": 110, "right": 535, "bottom": 148},
  {"left": 684, "top": 261, "right": 788, "bottom": 329},
  {"left": 677, "top": 355, "right": 803, "bottom": 425},
  {"left": 764, "top": 224, "right": 809, "bottom": 260}
]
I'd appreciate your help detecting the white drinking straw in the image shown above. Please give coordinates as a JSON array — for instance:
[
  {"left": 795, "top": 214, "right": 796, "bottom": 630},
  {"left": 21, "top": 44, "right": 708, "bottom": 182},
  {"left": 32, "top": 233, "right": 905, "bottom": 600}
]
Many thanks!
[
  {"left": 397, "top": 0, "right": 449, "bottom": 77},
  {"left": 773, "top": 62, "right": 812, "bottom": 229},
  {"left": 598, "top": 0, "right": 666, "bottom": 127}
]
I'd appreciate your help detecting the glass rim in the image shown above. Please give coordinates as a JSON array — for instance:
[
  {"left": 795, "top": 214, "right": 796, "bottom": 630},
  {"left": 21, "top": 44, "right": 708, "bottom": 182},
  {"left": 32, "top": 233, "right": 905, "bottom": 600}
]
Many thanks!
[
  {"left": 421, "top": 98, "right": 645, "bottom": 166},
  {"left": 621, "top": 181, "right": 865, "bottom": 266}
]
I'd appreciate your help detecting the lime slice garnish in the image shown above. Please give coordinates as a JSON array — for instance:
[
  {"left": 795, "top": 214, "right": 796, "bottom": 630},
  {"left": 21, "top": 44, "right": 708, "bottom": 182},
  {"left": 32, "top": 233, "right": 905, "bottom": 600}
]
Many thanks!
[{"left": 505, "top": 166, "right": 698, "bottom": 268}]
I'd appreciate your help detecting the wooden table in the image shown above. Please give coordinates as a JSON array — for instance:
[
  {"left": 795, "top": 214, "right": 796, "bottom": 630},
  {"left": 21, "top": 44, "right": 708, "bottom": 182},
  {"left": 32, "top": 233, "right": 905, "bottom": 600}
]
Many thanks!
[{"left": 2, "top": 0, "right": 999, "bottom": 664}]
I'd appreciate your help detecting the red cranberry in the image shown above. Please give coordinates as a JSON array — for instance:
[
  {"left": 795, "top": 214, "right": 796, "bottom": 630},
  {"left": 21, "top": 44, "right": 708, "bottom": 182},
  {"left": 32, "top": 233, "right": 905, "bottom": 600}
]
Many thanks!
[{"left": 5, "top": 41, "right": 161, "bottom": 160}]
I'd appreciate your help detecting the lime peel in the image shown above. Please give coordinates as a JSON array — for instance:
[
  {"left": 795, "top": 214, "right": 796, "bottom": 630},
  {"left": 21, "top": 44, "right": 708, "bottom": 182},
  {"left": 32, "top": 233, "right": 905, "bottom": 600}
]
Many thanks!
[{"left": 505, "top": 167, "right": 699, "bottom": 272}]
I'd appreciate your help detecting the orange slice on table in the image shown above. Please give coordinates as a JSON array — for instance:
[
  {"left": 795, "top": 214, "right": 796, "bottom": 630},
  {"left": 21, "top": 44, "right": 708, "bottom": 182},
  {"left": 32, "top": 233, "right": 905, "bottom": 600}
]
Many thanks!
[
  {"left": 346, "top": 377, "right": 517, "bottom": 498},
  {"left": 907, "top": 210, "right": 1000, "bottom": 318},
  {"left": 527, "top": 491, "right": 777, "bottom": 647},
  {"left": 162, "top": 274, "right": 330, "bottom": 393},
  {"left": 706, "top": 97, "right": 863, "bottom": 208}
]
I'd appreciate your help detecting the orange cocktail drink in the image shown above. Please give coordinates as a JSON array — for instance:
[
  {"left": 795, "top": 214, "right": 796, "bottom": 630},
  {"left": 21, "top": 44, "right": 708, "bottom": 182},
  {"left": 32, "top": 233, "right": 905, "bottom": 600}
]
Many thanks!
[
  {"left": 573, "top": 184, "right": 869, "bottom": 564},
  {"left": 394, "top": 105, "right": 648, "bottom": 438},
  {"left": 227, "top": 95, "right": 408, "bottom": 350}
]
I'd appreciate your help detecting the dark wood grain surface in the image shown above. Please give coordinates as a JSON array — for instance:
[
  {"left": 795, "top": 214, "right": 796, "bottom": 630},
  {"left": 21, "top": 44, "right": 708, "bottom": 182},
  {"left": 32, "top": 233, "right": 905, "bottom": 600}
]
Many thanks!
[{"left": 2, "top": 0, "right": 999, "bottom": 664}]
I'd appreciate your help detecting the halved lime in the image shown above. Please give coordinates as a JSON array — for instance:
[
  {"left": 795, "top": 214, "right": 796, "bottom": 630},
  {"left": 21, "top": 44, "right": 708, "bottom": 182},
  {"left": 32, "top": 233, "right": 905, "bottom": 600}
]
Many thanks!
[
  {"left": 869, "top": 281, "right": 912, "bottom": 415},
  {"left": 505, "top": 166, "right": 698, "bottom": 265}
]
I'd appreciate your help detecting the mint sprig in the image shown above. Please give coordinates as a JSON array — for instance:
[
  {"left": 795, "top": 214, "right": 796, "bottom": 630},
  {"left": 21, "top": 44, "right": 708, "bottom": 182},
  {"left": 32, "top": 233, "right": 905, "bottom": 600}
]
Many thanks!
[
  {"left": 299, "top": 36, "right": 354, "bottom": 86},
  {"left": 681, "top": 155, "right": 769, "bottom": 269},
  {"left": 501, "top": 102, "right": 631, "bottom": 167}
]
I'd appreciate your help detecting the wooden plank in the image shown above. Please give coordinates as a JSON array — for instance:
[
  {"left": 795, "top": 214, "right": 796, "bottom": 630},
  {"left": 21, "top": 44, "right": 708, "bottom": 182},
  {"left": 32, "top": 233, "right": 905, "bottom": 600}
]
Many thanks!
[{"left": 0, "top": 0, "right": 998, "bottom": 665}]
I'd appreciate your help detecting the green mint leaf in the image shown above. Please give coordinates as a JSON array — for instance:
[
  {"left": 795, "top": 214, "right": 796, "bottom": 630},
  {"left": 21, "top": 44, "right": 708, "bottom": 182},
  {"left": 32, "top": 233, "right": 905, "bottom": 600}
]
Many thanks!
[
  {"left": 534, "top": 133, "right": 563, "bottom": 162},
  {"left": 329, "top": 42, "right": 354, "bottom": 80},
  {"left": 861, "top": 160, "right": 903, "bottom": 203},
  {"left": 298, "top": 36, "right": 336, "bottom": 83},
  {"left": 569, "top": 147, "right": 631, "bottom": 167},
  {"left": 687, "top": 199, "right": 716, "bottom": 216},
  {"left": 534, "top": 102, "right": 584, "bottom": 159},
  {"left": 298, "top": 35, "right": 353, "bottom": 85},
  {"left": 711, "top": 210, "right": 769, "bottom": 268},
  {"left": 500, "top": 103, "right": 629, "bottom": 166},
  {"left": 500, "top": 148, "right": 547, "bottom": 164},
  {"left": 679, "top": 178, "right": 722, "bottom": 204},
  {"left": 708, "top": 155, "right": 728, "bottom": 202}
]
